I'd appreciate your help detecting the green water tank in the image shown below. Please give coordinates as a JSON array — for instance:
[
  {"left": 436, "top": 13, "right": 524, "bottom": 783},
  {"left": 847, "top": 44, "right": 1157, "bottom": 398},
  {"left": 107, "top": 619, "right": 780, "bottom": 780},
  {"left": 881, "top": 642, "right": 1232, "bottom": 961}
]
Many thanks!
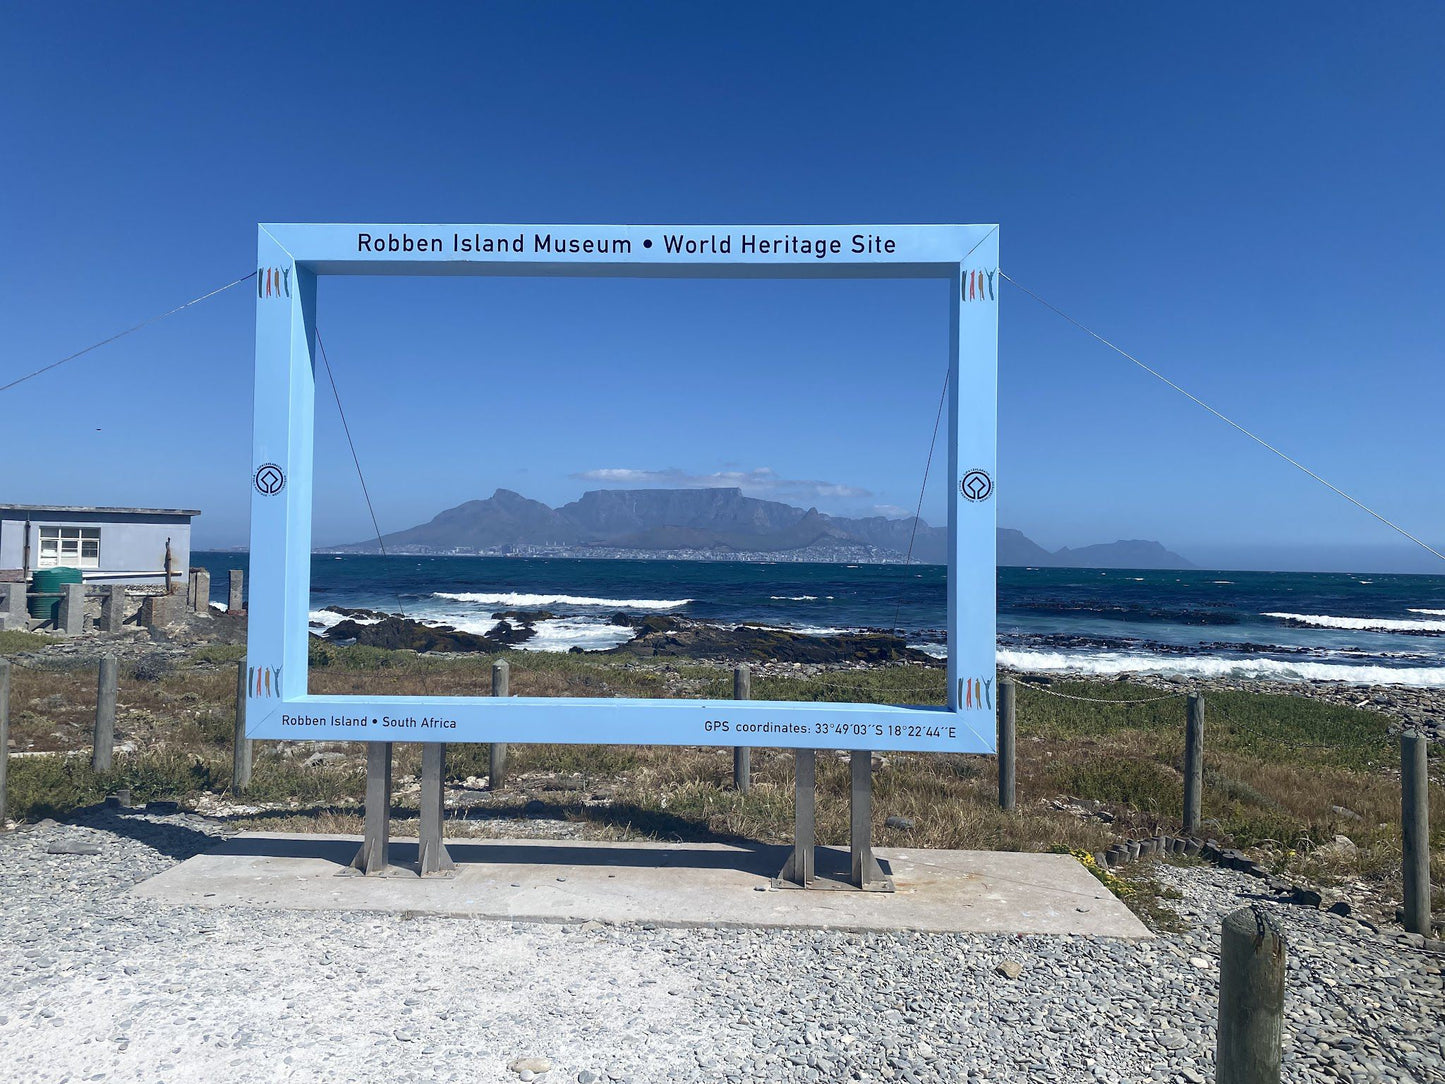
[{"left": 29, "top": 567, "right": 84, "bottom": 621}]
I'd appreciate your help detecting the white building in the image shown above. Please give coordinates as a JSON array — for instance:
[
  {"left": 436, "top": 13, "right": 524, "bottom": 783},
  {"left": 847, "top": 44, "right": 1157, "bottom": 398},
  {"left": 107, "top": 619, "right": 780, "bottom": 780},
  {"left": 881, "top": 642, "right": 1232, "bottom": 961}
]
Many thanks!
[{"left": 0, "top": 504, "right": 200, "bottom": 586}]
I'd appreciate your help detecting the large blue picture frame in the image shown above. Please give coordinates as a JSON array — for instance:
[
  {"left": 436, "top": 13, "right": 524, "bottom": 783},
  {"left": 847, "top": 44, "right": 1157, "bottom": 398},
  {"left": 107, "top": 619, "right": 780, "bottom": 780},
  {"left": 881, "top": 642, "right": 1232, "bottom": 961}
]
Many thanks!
[{"left": 247, "top": 223, "right": 998, "bottom": 752}]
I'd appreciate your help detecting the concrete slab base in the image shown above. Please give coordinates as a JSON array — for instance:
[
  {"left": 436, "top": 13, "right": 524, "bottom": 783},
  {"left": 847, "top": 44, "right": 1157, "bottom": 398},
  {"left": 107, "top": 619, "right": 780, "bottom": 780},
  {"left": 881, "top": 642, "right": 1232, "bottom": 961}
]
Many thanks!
[{"left": 131, "top": 834, "right": 1151, "bottom": 938}]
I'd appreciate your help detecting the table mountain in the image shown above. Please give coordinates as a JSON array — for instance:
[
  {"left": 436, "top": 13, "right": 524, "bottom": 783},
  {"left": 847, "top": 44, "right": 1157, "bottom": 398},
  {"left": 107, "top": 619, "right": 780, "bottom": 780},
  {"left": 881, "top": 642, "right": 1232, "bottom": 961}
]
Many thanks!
[{"left": 337, "top": 487, "right": 1192, "bottom": 568}]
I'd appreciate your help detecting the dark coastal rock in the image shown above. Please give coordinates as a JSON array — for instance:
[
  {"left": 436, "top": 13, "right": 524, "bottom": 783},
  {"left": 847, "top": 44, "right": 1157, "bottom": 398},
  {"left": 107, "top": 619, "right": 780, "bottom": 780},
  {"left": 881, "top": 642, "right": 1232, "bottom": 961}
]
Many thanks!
[
  {"left": 487, "top": 620, "right": 535, "bottom": 646},
  {"left": 328, "top": 615, "right": 532, "bottom": 653},
  {"left": 606, "top": 619, "right": 939, "bottom": 665},
  {"left": 490, "top": 610, "right": 554, "bottom": 623},
  {"left": 609, "top": 611, "right": 684, "bottom": 635}
]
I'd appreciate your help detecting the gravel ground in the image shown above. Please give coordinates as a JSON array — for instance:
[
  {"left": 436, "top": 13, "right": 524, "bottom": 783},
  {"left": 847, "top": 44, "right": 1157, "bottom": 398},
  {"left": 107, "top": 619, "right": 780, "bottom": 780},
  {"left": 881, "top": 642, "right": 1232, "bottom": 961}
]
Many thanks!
[{"left": 2, "top": 811, "right": 1441, "bottom": 1084}]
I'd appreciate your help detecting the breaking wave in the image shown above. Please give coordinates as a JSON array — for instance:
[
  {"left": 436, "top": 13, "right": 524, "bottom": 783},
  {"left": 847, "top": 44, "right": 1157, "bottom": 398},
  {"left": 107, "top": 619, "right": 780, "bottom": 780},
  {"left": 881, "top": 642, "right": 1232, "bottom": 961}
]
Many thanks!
[
  {"left": 513, "top": 617, "right": 636, "bottom": 652},
  {"left": 433, "top": 591, "right": 690, "bottom": 610},
  {"left": 1409, "top": 608, "right": 1445, "bottom": 617},
  {"left": 998, "top": 648, "right": 1445, "bottom": 687},
  {"left": 1263, "top": 612, "right": 1445, "bottom": 633}
]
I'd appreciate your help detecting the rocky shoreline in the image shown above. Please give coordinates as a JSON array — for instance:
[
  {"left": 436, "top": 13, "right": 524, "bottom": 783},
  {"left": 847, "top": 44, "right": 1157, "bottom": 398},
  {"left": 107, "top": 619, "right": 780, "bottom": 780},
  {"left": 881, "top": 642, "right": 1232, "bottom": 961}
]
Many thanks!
[
  {"left": 315, "top": 606, "right": 940, "bottom": 667},
  {"left": 10, "top": 603, "right": 1443, "bottom": 742}
]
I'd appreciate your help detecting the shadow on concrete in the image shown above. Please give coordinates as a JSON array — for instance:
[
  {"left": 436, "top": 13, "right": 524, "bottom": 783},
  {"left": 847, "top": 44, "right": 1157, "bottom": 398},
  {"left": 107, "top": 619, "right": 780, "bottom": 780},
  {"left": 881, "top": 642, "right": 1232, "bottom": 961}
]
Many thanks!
[
  {"left": 206, "top": 833, "right": 890, "bottom": 883},
  {"left": 203, "top": 798, "right": 760, "bottom": 848}
]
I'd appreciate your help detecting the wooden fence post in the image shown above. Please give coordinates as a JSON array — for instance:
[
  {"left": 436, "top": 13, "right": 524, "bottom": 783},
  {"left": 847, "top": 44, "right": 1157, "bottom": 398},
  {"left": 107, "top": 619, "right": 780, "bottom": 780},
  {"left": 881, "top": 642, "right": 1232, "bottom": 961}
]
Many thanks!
[
  {"left": 1217, "top": 905, "right": 1286, "bottom": 1084},
  {"left": 0, "top": 659, "right": 10, "bottom": 824},
  {"left": 733, "top": 663, "right": 751, "bottom": 793},
  {"left": 1184, "top": 692, "right": 1204, "bottom": 836},
  {"left": 1401, "top": 730, "right": 1431, "bottom": 936},
  {"left": 93, "top": 655, "right": 117, "bottom": 772},
  {"left": 489, "top": 659, "right": 509, "bottom": 790},
  {"left": 233, "top": 660, "right": 253, "bottom": 791},
  {"left": 997, "top": 677, "right": 1016, "bottom": 811}
]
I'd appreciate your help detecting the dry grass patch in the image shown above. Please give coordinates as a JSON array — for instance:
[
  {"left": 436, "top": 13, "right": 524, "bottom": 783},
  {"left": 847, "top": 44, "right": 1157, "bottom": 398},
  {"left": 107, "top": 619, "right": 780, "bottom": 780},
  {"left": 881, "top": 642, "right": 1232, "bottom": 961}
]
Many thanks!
[{"left": 5, "top": 641, "right": 1440, "bottom": 915}]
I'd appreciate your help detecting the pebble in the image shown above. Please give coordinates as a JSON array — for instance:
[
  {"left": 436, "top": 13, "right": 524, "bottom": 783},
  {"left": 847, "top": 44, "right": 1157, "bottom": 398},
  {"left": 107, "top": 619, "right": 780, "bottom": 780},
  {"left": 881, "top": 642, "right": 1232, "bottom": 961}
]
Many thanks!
[{"left": 0, "top": 809, "right": 1440, "bottom": 1084}]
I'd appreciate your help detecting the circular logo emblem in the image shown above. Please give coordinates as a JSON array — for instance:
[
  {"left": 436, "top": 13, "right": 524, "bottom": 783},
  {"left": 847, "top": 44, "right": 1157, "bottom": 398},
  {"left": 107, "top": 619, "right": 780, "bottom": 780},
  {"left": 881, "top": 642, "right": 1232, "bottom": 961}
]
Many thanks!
[
  {"left": 960, "top": 469, "right": 993, "bottom": 502},
  {"left": 254, "top": 463, "right": 286, "bottom": 496}
]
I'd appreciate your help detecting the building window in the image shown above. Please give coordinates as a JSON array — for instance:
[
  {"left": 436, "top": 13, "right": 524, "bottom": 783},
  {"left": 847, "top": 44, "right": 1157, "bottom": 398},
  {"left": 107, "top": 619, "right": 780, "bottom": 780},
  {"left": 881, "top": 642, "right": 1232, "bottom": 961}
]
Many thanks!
[{"left": 37, "top": 526, "right": 101, "bottom": 569}]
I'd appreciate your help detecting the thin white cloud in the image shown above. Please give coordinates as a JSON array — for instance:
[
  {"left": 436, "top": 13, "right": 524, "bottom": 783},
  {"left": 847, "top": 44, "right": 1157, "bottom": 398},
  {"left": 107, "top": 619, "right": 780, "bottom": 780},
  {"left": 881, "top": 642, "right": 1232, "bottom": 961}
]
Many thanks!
[
  {"left": 870, "top": 504, "right": 912, "bottom": 519},
  {"left": 572, "top": 466, "right": 871, "bottom": 501}
]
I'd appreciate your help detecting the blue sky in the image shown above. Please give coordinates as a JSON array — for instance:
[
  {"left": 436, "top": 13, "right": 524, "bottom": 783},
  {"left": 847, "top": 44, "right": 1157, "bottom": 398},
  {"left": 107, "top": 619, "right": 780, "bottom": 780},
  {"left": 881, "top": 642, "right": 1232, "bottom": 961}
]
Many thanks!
[{"left": 3, "top": 3, "right": 1442, "bottom": 571}]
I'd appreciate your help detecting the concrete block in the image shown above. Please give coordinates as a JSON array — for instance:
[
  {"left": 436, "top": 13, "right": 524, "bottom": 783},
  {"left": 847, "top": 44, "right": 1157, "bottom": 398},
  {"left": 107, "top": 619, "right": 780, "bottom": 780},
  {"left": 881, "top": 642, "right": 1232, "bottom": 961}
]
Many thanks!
[
  {"left": 141, "top": 592, "right": 185, "bottom": 629},
  {"left": 190, "top": 569, "right": 210, "bottom": 613},
  {"left": 228, "top": 570, "right": 244, "bottom": 613},
  {"left": 0, "top": 583, "right": 25, "bottom": 630},
  {"left": 132, "top": 837, "right": 1154, "bottom": 938},
  {"left": 101, "top": 585, "right": 128, "bottom": 632},
  {"left": 59, "top": 583, "right": 86, "bottom": 635}
]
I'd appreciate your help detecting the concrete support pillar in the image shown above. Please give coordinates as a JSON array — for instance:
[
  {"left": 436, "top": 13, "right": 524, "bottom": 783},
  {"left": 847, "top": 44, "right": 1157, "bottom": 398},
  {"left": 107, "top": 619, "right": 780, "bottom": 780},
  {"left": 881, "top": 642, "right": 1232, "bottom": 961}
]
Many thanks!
[
  {"left": 93, "top": 656, "right": 117, "bottom": 772},
  {"left": 418, "top": 743, "right": 454, "bottom": 875},
  {"left": 189, "top": 569, "right": 210, "bottom": 613},
  {"left": 59, "top": 583, "right": 86, "bottom": 635},
  {"left": 141, "top": 592, "right": 184, "bottom": 629},
  {"left": 849, "top": 750, "right": 888, "bottom": 889},
  {"left": 0, "top": 583, "right": 26, "bottom": 631},
  {"left": 227, "top": 569, "right": 244, "bottom": 614},
  {"left": 350, "top": 742, "right": 393, "bottom": 875},
  {"left": 776, "top": 750, "right": 816, "bottom": 886},
  {"left": 101, "top": 585, "right": 128, "bottom": 632}
]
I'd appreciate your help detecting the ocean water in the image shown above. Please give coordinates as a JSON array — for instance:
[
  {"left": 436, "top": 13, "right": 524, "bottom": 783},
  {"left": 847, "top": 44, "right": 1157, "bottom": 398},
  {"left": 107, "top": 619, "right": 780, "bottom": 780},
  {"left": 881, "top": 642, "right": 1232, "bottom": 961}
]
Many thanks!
[{"left": 194, "top": 553, "right": 1445, "bottom": 686}]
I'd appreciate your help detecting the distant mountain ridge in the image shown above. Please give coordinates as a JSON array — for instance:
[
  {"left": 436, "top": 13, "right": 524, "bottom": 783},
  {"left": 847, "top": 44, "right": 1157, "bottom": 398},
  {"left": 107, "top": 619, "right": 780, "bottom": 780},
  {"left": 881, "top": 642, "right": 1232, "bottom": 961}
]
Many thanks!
[{"left": 337, "top": 487, "right": 1193, "bottom": 568}]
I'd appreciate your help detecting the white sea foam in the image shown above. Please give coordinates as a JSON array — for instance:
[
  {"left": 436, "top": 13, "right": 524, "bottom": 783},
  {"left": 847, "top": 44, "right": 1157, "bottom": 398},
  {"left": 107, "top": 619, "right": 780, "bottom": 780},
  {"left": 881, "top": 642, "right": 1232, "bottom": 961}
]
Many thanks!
[
  {"left": 1263, "top": 612, "right": 1445, "bottom": 633},
  {"left": 433, "top": 614, "right": 502, "bottom": 637},
  {"left": 307, "top": 609, "right": 381, "bottom": 635},
  {"left": 770, "top": 595, "right": 819, "bottom": 601},
  {"left": 775, "top": 624, "right": 855, "bottom": 638},
  {"left": 513, "top": 617, "right": 636, "bottom": 653},
  {"left": 433, "top": 591, "right": 690, "bottom": 610},
  {"left": 909, "top": 642, "right": 948, "bottom": 659},
  {"left": 997, "top": 648, "right": 1445, "bottom": 687},
  {"left": 1409, "top": 608, "right": 1445, "bottom": 617},
  {"left": 308, "top": 610, "right": 346, "bottom": 630}
]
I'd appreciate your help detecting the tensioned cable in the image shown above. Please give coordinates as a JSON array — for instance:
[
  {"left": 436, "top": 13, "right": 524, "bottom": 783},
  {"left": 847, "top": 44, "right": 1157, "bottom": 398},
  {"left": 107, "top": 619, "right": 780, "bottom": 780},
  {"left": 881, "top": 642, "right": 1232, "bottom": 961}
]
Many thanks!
[
  {"left": 890, "top": 368, "right": 949, "bottom": 637},
  {"left": 0, "top": 272, "right": 258, "bottom": 394},
  {"left": 1015, "top": 682, "right": 1185, "bottom": 705},
  {"left": 314, "top": 330, "right": 409, "bottom": 620},
  {"left": 999, "top": 270, "right": 1445, "bottom": 565}
]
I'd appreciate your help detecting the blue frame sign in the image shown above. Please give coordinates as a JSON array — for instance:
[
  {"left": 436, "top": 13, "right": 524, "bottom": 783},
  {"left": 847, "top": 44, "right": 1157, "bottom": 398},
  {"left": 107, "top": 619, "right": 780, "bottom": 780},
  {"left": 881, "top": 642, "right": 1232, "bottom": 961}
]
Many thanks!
[{"left": 248, "top": 223, "right": 998, "bottom": 752}]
